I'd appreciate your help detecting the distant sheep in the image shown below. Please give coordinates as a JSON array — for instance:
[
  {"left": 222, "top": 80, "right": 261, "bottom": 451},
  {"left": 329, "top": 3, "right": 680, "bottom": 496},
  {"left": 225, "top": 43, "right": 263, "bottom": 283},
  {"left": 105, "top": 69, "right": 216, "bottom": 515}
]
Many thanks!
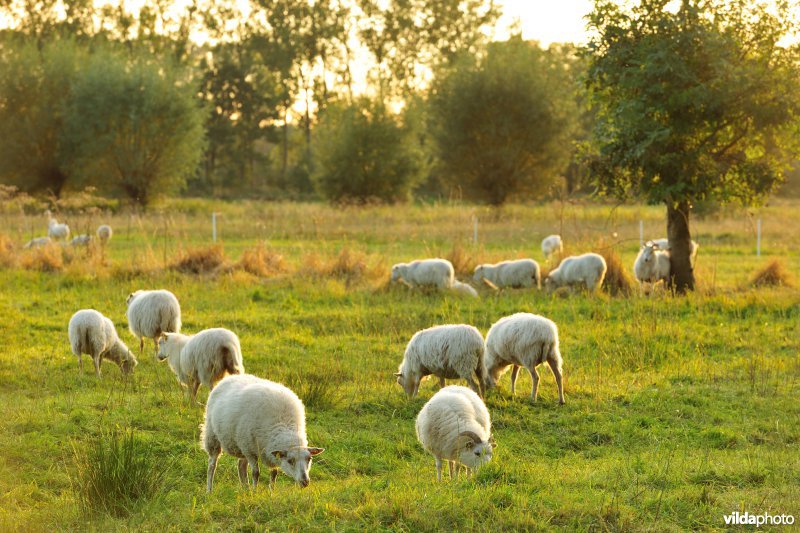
[
  {"left": 451, "top": 280, "right": 479, "bottom": 298},
  {"left": 652, "top": 238, "right": 699, "bottom": 265},
  {"left": 473, "top": 259, "right": 540, "bottom": 289},
  {"left": 544, "top": 252, "right": 607, "bottom": 292},
  {"left": 45, "top": 210, "right": 70, "bottom": 241},
  {"left": 96, "top": 225, "right": 113, "bottom": 243},
  {"left": 391, "top": 259, "right": 454, "bottom": 290},
  {"left": 157, "top": 328, "right": 244, "bottom": 404},
  {"left": 70, "top": 234, "right": 92, "bottom": 246},
  {"left": 68, "top": 309, "right": 137, "bottom": 377},
  {"left": 23, "top": 237, "right": 51, "bottom": 249},
  {"left": 202, "top": 374, "right": 324, "bottom": 492},
  {"left": 541, "top": 235, "right": 563, "bottom": 258},
  {"left": 415, "top": 386, "right": 494, "bottom": 481},
  {"left": 395, "top": 324, "right": 486, "bottom": 398},
  {"left": 483, "top": 312, "right": 564, "bottom": 404},
  {"left": 634, "top": 241, "right": 671, "bottom": 287},
  {"left": 126, "top": 289, "right": 181, "bottom": 355}
]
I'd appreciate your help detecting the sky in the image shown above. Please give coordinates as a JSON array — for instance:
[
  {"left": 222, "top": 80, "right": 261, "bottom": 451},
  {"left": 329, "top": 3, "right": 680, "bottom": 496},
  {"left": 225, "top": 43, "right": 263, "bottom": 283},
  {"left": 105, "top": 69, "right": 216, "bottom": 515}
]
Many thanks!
[{"left": 494, "top": 0, "right": 594, "bottom": 46}]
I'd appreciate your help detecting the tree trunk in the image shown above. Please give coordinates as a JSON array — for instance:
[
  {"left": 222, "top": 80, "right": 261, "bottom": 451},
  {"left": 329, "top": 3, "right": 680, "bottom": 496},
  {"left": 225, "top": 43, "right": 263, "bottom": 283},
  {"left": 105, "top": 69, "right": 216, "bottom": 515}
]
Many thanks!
[{"left": 666, "top": 200, "right": 695, "bottom": 293}]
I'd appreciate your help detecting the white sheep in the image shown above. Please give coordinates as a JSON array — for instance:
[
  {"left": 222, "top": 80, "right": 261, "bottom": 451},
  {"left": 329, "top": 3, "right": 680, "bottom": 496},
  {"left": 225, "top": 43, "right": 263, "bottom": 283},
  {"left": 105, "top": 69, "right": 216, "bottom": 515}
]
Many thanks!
[
  {"left": 652, "top": 238, "right": 699, "bottom": 265},
  {"left": 634, "top": 241, "right": 671, "bottom": 288},
  {"left": 415, "top": 385, "right": 494, "bottom": 481},
  {"left": 23, "top": 237, "right": 51, "bottom": 249},
  {"left": 451, "top": 280, "right": 479, "bottom": 298},
  {"left": 473, "top": 259, "right": 541, "bottom": 289},
  {"left": 390, "top": 258, "right": 454, "bottom": 290},
  {"left": 125, "top": 289, "right": 181, "bottom": 356},
  {"left": 45, "top": 210, "right": 70, "bottom": 241},
  {"left": 157, "top": 328, "right": 244, "bottom": 404},
  {"left": 483, "top": 312, "right": 564, "bottom": 404},
  {"left": 541, "top": 235, "right": 563, "bottom": 258},
  {"left": 96, "top": 224, "right": 113, "bottom": 243},
  {"left": 68, "top": 309, "right": 138, "bottom": 377},
  {"left": 544, "top": 252, "right": 607, "bottom": 292},
  {"left": 202, "top": 374, "right": 324, "bottom": 492},
  {"left": 395, "top": 324, "right": 486, "bottom": 398},
  {"left": 70, "top": 234, "right": 92, "bottom": 246}
]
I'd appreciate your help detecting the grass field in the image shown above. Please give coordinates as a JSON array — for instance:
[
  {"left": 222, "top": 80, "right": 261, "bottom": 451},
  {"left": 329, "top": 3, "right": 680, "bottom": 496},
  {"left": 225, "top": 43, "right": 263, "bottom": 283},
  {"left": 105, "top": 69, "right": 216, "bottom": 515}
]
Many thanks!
[{"left": 0, "top": 199, "right": 799, "bottom": 531}]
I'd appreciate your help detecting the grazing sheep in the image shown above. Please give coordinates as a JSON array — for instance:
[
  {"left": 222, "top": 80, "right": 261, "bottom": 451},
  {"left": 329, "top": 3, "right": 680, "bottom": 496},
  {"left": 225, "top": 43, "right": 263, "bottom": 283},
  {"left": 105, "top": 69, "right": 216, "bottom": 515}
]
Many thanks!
[
  {"left": 541, "top": 235, "right": 563, "bottom": 258},
  {"left": 96, "top": 224, "right": 113, "bottom": 243},
  {"left": 451, "top": 280, "right": 479, "bottom": 298},
  {"left": 126, "top": 289, "right": 181, "bottom": 356},
  {"left": 157, "top": 328, "right": 244, "bottom": 404},
  {"left": 395, "top": 325, "right": 486, "bottom": 398},
  {"left": 70, "top": 234, "right": 92, "bottom": 246},
  {"left": 391, "top": 258, "right": 455, "bottom": 290},
  {"left": 415, "top": 385, "right": 494, "bottom": 481},
  {"left": 544, "top": 252, "right": 607, "bottom": 292},
  {"left": 202, "top": 374, "right": 324, "bottom": 492},
  {"left": 652, "top": 238, "right": 699, "bottom": 264},
  {"left": 45, "top": 210, "right": 70, "bottom": 241},
  {"left": 68, "top": 309, "right": 138, "bottom": 378},
  {"left": 473, "top": 259, "right": 541, "bottom": 289},
  {"left": 23, "top": 237, "right": 51, "bottom": 249},
  {"left": 634, "top": 241, "right": 671, "bottom": 287},
  {"left": 483, "top": 312, "right": 564, "bottom": 404}
]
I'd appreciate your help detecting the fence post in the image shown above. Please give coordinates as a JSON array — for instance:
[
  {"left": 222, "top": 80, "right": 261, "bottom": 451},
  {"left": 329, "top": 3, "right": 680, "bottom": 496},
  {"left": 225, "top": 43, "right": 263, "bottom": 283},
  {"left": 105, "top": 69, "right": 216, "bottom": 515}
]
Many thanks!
[
  {"left": 472, "top": 215, "right": 478, "bottom": 245},
  {"left": 756, "top": 218, "right": 761, "bottom": 257},
  {"left": 212, "top": 212, "right": 217, "bottom": 243}
]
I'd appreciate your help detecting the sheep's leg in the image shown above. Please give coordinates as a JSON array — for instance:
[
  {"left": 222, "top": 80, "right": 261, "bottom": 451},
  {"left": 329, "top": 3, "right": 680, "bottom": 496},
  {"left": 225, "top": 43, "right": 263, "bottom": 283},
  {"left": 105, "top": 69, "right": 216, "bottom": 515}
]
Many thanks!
[
  {"left": 510, "top": 365, "right": 520, "bottom": 396},
  {"left": 529, "top": 365, "right": 540, "bottom": 402},
  {"left": 237, "top": 458, "right": 249, "bottom": 487},
  {"left": 152, "top": 338, "right": 159, "bottom": 359},
  {"left": 435, "top": 457, "right": 443, "bottom": 481},
  {"left": 438, "top": 376, "right": 446, "bottom": 388},
  {"left": 448, "top": 461, "right": 455, "bottom": 479},
  {"left": 206, "top": 451, "right": 220, "bottom": 493},
  {"left": 139, "top": 337, "right": 144, "bottom": 356},
  {"left": 78, "top": 355, "right": 83, "bottom": 373},
  {"left": 191, "top": 381, "right": 201, "bottom": 405},
  {"left": 270, "top": 469, "right": 279, "bottom": 489},
  {"left": 453, "top": 462, "right": 459, "bottom": 480},
  {"left": 547, "top": 358, "right": 565, "bottom": 405},
  {"left": 249, "top": 458, "right": 260, "bottom": 489},
  {"left": 465, "top": 375, "right": 481, "bottom": 396},
  {"left": 93, "top": 356, "right": 102, "bottom": 379}
]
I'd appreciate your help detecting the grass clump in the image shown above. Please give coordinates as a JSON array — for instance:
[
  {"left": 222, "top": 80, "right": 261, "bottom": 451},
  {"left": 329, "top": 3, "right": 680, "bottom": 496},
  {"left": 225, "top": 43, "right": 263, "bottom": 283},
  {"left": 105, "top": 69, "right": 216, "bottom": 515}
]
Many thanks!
[
  {"left": 750, "top": 259, "right": 794, "bottom": 288},
  {"left": 238, "top": 242, "right": 286, "bottom": 277},
  {"left": 300, "top": 247, "right": 375, "bottom": 286},
  {"left": 72, "top": 428, "right": 169, "bottom": 517},
  {"left": 444, "top": 242, "right": 476, "bottom": 276},
  {"left": 286, "top": 369, "right": 346, "bottom": 410},
  {"left": 172, "top": 245, "right": 227, "bottom": 274},
  {"left": 599, "top": 248, "right": 635, "bottom": 296},
  {"left": 0, "top": 233, "right": 16, "bottom": 268},
  {"left": 20, "top": 243, "right": 64, "bottom": 272}
]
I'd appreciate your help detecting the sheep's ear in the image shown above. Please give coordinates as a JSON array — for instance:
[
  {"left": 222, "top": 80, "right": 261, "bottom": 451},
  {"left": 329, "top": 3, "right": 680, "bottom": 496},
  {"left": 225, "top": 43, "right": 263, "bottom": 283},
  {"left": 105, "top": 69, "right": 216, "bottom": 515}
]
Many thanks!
[
  {"left": 394, "top": 372, "right": 402, "bottom": 377},
  {"left": 272, "top": 450, "right": 286, "bottom": 459},
  {"left": 307, "top": 447, "right": 324, "bottom": 456}
]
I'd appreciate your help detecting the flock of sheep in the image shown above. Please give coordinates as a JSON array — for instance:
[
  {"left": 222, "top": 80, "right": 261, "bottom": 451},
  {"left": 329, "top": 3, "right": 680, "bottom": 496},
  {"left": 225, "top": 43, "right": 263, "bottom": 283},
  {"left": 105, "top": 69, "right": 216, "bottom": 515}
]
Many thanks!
[{"left": 23, "top": 211, "right": 113, "bottom": 249}]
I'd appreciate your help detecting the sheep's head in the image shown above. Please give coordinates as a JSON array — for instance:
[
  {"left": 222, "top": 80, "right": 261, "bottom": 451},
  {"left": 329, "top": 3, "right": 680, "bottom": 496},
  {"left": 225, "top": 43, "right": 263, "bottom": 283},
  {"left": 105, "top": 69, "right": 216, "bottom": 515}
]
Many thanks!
[
  {"left": 156, "top": 334, "right": 170, "bottom": 362},
  {"left": 456, "top": 431, "right": 495, "bottom": 469},
  {"left": 271, "top": 446, "right": 324, "bottom": 488},
  {"left": 125, "top": 291, "right": 140, "bottom": 306},
  {"left": 640, "top": 242, "right": 657, "bottom": 263},
  {"left": 390, "top": 264, "right": 403, "bottom": 283},
  {"left": 121, "top": 350, "right": 138, "bottom": 374},
  {"left": 543, "top": 274, "right": 556, "bottom": 291},
  {"left": 472, "top": 265, "right": 485, "bottom": 283},
  {"left": 394, "top": 370, "right": 419, "bottom": 399}
]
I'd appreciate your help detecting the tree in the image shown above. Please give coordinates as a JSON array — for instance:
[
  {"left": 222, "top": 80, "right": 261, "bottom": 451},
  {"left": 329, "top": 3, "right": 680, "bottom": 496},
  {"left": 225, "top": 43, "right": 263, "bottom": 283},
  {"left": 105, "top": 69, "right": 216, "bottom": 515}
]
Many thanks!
[
  {"left": 429, "top": 37, "right": 579, "bottom": 205},
  {"left": 585, "top": 0, "right": 800, "bottom": 292},
  {"left": 61, "top": 49, "right": 206, "bottom": 207},
  {"left": 313, "top": 99, "right": 425, "bottom": 203}
]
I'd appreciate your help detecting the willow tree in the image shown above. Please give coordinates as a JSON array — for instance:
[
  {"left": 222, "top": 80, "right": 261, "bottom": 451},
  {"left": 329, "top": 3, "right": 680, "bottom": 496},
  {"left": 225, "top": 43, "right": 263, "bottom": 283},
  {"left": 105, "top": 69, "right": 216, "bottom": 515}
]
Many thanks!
[{"left": 585, "top": 0, "right": 800, "bottom": 292}]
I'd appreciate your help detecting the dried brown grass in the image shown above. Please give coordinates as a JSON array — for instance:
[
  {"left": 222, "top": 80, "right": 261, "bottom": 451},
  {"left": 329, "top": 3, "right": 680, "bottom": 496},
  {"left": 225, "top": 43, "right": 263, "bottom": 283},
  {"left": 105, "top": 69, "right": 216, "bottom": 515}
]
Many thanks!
[
  {"left": 20, "top": 243, "right": 64, "bottom": 272},
  {"left": 599, "top": 248, "right": 635, "bottom": 296},
  {"left": 0, "top": 234, "right": 16, "bottom": 268},
  {"left": 237, "top": 243, "right": 286, "bottom": 277},
  {"left": 750, "top": 259, "right": 794, "bottom": 288},
  {"left": 445, "top": 242, "right": 478, "bottom": 277},
  {"left": 172, "top": 245, "right": 228, "bottom": 275},
  {"left": 300, "top": 247, "right": 382, "bottom": 286}
]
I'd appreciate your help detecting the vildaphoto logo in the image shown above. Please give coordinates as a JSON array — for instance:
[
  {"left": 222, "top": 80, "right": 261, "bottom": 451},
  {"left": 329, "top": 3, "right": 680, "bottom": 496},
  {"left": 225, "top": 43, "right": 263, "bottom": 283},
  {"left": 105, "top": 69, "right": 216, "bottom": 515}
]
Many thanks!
[{"left": 723, "top": 511, "right": 795, "bottom": 527}]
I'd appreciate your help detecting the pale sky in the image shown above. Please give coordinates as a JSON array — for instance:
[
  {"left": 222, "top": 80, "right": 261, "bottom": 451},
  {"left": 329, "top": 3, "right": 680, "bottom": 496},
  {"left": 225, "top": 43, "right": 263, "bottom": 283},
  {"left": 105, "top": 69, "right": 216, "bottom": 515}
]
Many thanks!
[{"left": 494, "top": 0, "right": 594, "bottom": 45}]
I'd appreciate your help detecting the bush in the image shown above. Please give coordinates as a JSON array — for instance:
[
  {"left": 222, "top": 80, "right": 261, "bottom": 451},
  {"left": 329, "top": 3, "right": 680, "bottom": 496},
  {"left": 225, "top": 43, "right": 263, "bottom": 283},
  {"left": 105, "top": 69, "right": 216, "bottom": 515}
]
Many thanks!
[
  {"left": 750, "top": 259, "right": 794, "bottom": 288},
  {"left": 599, "top": 248, "right": 635, "bottom": 296}
]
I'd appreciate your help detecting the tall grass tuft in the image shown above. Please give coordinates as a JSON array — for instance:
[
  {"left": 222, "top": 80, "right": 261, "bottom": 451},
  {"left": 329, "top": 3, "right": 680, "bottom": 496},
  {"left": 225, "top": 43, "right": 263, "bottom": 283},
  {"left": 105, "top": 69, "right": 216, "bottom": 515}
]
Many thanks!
[
  {"left": 0, "top": 233, "right": 16, "bottom": 268},
  {"left": 287, "top": 369, "right": 345, "bottom": 410},
  {"left": 172, "top": 244, "right": 227, "bottom": 274},
  {"left": 72, "top": 428, "right": 169, "bottom": 517},
  {"left": 20, "top": 243, "right": 64, "bottom": 272},
  {"left": 445, "top": 242, "right": 476, "bottom": 276},
  {"left": 599, "top": 248, "right": 635, "bottom": 296},
  {"left": 238, "top": 242, "right": 286, "bottom": 277},
  {"left": 750, "top": 259, "right": 794, "bottom": 288}
]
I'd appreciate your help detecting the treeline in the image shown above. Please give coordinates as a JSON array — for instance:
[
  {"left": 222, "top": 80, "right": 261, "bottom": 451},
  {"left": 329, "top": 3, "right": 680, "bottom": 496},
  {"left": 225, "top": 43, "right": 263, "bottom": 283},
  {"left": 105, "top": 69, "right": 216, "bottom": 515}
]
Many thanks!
[{"left": 0, "top": 0, "right": 593, "bottom": 207}]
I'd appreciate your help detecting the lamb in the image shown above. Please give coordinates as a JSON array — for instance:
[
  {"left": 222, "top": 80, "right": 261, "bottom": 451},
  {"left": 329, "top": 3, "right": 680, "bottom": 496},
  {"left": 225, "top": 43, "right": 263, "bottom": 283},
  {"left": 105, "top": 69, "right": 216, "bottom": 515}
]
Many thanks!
[
  {"left": 157, "top": 328, "right": 244, "bottom": 404},
  {"left": 68, "top": 309, "right": 138, "bottom": 378},
  {"left": 23, "top": 237, "right": 51, "bottom": 249},
  {"left": 70, "top": 234, "right": 92, "bottom": 246},
  {"left": 634, "top": 241, "right": 671, "bottom": 287},
  {"left": 395, "top": 324, "right": 486, "bottom": 398},
  {"left": 473, "top": 259, "right": 541, "bottom": 289},
  {"left": 652, "top": 238, "right": 699, "bottom": 265},
  {"left": 201, "top": 374, "right": 324, "bottom": 492},
  {"left": 415, "top": 385, "right": 495, "bottom": 481},
  {"left": 544, "top": 252, "right": 607, "bottom": 292},
  {"left": 390, "top": 258, "right": 454, "bottom": 290},
  {"left": 541, "top": 234, "right": 563, "bottom": 258},
  {"left": 126, "top": 289, "right": 181, "bottom": 356},
  {"left": 45, "top": 210, "right": 70, "bottom": 241},
  {"left": 451, "top": 280, "right": 479, "bottom": 298},
  {"left": 483, "top": 312, "right": 564, "bottom": 404},
  {"left": 96, "top": 224, "right": 113, "bottom": 243}
]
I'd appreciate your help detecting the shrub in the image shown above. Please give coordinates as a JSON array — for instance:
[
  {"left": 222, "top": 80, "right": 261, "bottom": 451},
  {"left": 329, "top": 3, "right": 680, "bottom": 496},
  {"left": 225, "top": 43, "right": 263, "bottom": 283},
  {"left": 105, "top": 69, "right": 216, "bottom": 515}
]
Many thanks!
[
  {"left": 172, "top": 245, "right": 227, "bottom": 274},
  {"left": 750, "top": 259, "right": 794, "bottom": 288}
]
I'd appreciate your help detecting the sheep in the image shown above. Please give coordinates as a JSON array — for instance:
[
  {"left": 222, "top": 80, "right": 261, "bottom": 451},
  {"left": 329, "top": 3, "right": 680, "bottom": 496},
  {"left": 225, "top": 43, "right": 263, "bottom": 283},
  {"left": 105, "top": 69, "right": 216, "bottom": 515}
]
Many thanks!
[
  {"left": 23, "top": 237, "right": 51, "bottom": 249},
  {"left": 45, "top": 210, "right": 70, "bottom": 241},
  {"left": 473, "top": 259, "right": 541, "bottom": 289},
  {"left": 451, "top": 280, "right": 479, "bottom": 298},
  {"left": 541, "top": 234, "right": 563, "bottom": 258},
  {"left": 391, "top": 258, "right": 454, "bottom": 290},
  {"left": 201, "top": 374, "right": 324, "bottom": 492},
  {"left": 652, "top": 238, "right": 699, "bottom": 265},
  {"left": 96, "top": 224, "right": 113, "bottom": 243},
  {"left": 395, "top": 324, "right": 486, "bottom": 398},
  {"left": 415, "top": 385, "right": 495, "bottom": 481},
  {"left": 125, "top": 289, "right": 181, "bottom": 356},
  {"left": 68, "top": 309, "right": 138, "bottom": 378},
  {"left": 483, "top": 312, "right": 564, "bottom": 404},
  {"left": 70, "top": 234, "right": 92, "bottom": 247},
  {"left": 634, "top": 241, "right": 671, "bottom": 288},
  {"left": 157, "top": 328, "right": 244, "bottom": 404},
  {"left": 544, "top": 252, "right": 607, "bottom": 292}
]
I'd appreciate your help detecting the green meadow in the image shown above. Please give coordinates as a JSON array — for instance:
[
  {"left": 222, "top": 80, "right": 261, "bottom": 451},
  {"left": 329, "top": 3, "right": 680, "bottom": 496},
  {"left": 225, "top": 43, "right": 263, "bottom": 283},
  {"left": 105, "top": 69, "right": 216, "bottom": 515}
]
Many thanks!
[{"left": 0, "top": 200, "right": 798, "bottom": 531}]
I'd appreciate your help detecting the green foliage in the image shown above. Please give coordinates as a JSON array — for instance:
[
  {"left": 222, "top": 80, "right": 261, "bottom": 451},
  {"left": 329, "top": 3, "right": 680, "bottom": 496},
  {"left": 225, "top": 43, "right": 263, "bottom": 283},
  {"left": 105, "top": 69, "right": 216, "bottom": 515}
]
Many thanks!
[
  {"left": 430, "top": 37, "right": 579, "bottom": 205},
  {"left": 61, "top": 48, "right": 206, "bottom": 207},
  {"left": 72, "top": 428, "right": 169, "bottom": 517},
  {"left": 585, "top": 0, "right": 800, "bottom": 207},
  {"left": 313, "top": 99, "right": 425, "bottom": 203}
]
